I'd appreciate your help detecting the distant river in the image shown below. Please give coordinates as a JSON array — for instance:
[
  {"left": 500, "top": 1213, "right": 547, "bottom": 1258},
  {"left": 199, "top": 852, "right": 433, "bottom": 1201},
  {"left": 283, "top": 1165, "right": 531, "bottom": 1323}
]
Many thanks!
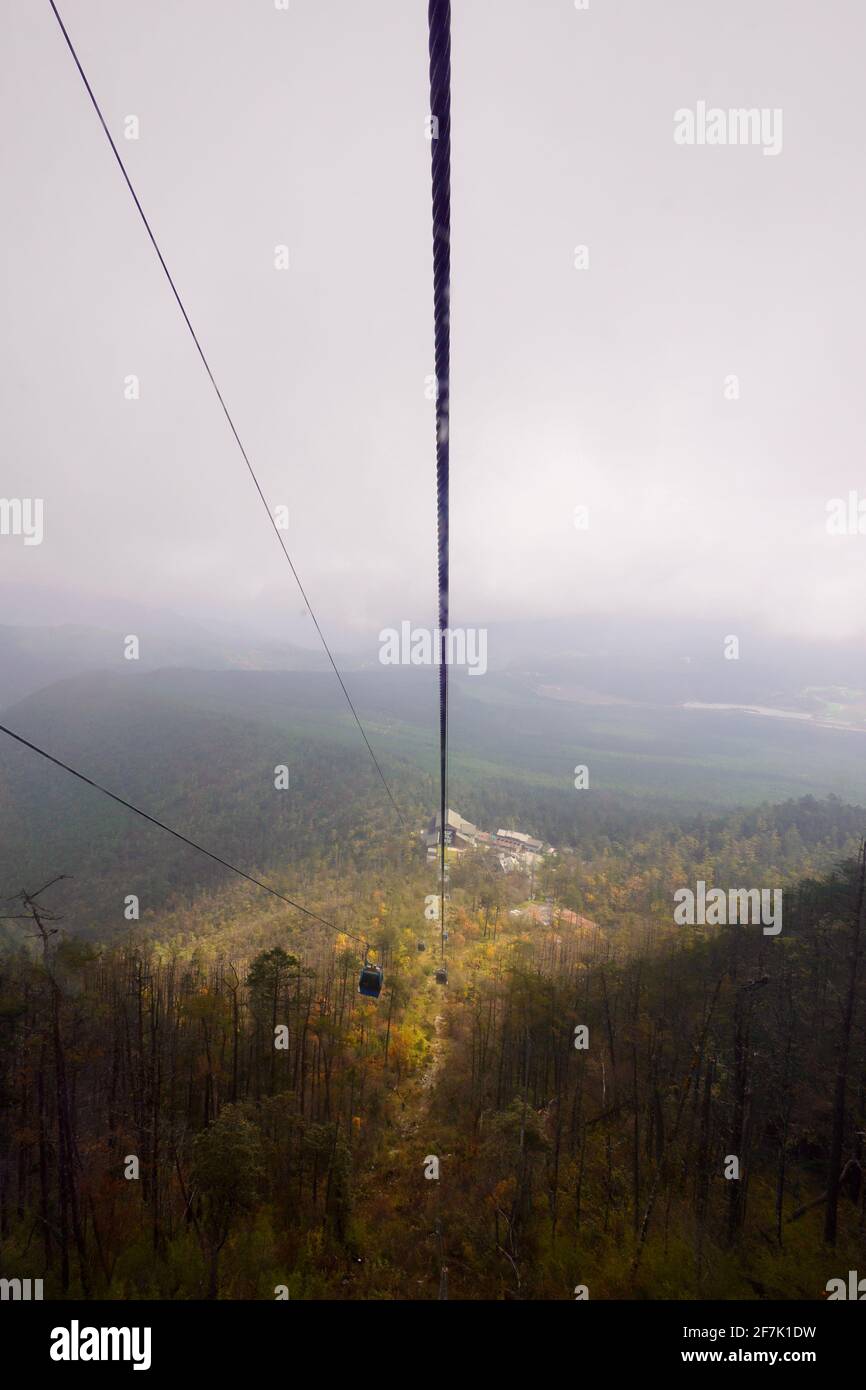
[
  {"left": 682, "top": 701, "right": 866, "bottom": 733},
  {"left": 682, "top": 701, "right": 812, "bottom": 721}
]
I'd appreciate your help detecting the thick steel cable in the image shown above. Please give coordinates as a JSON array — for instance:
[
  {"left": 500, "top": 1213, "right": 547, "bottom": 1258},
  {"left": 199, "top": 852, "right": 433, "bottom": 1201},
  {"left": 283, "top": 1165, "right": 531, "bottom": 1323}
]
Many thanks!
[{"left": 428, "top": 0, "right": 451, "bottom": 960}]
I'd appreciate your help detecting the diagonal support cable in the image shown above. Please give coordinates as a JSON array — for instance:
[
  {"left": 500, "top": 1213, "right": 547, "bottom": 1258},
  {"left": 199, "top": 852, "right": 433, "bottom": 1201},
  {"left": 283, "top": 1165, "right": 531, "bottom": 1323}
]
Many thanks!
[
  {"left": 0, "top": 720, "right": 365, "bottom": 945},
  {"left": 47, "top": 0, "right": 406, "bottom": 829}
]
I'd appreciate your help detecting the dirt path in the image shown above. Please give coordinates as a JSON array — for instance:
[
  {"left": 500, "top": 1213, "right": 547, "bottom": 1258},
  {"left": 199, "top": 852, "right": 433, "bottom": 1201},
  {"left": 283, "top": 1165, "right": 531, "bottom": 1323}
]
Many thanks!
[{"left": 393, "top": 995, "right": 448, "bottom": 1140}]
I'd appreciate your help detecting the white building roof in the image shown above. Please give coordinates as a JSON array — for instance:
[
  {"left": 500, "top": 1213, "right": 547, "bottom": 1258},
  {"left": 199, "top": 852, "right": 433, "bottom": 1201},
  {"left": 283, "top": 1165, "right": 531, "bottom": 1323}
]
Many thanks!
[{"left": 497, "top": 829, "right": 544, "bottom": 850}]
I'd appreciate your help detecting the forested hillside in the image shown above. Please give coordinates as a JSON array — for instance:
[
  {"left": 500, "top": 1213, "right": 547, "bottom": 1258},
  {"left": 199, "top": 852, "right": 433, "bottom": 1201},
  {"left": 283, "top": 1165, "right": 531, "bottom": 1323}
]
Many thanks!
[
  {"left": 0, "top": 673, "right": 429, "bottom": 936},
  {"left": 0, "top": 812, "right": 863, "bottom": 1299},
  {"left": 1, "top": 651, "right": 862, "bottom": 938},
  {"left": 1, "top": 653, "right": 866, "bottom": 945}
]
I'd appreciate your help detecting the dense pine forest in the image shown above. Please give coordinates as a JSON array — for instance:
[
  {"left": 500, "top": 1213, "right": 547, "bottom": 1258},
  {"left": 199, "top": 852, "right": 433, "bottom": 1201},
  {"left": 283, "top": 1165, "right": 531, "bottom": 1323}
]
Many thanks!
[{"left": 0, "top": 794, "right": 863, "bottom": 1300}]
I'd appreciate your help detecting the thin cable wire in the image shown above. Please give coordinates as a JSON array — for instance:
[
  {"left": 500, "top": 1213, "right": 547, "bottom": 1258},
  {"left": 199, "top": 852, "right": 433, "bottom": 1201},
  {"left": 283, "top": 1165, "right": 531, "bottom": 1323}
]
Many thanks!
[
  {"left": 0, "top": 721, "right": 366, "bottom": 946},
  {"left": 47, "top": 0, "right": 406, "bottom": 831},
  {"left": 428, "top": 0, "right": 450, "bottom": 960}
]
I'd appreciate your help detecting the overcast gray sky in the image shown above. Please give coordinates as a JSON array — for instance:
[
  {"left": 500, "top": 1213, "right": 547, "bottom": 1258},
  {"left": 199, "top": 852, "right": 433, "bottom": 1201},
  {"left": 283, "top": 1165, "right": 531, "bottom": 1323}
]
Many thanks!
[{"left": 3, "top": 0, "right": 866, "bottom": 650}]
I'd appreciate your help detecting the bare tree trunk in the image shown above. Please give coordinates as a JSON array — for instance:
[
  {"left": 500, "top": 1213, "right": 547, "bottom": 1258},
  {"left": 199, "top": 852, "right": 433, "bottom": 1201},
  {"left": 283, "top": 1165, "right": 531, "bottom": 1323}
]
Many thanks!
[{"left": 824, "top": 842, "right": 865, "bottom": 1245}]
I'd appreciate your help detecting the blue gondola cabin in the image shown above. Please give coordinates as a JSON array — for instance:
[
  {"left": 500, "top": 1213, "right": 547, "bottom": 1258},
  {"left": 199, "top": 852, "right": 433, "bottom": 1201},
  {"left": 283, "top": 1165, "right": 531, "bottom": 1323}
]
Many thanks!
[{"left": 358, "top": 963, "right": 384, "bottom": 998}]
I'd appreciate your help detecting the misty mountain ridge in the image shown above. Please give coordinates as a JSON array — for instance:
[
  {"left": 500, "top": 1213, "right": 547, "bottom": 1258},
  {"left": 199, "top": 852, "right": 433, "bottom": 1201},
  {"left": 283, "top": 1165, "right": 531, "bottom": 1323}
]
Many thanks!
[{"left": 4, "top": 612, "right": 866, "bottom": 713}]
